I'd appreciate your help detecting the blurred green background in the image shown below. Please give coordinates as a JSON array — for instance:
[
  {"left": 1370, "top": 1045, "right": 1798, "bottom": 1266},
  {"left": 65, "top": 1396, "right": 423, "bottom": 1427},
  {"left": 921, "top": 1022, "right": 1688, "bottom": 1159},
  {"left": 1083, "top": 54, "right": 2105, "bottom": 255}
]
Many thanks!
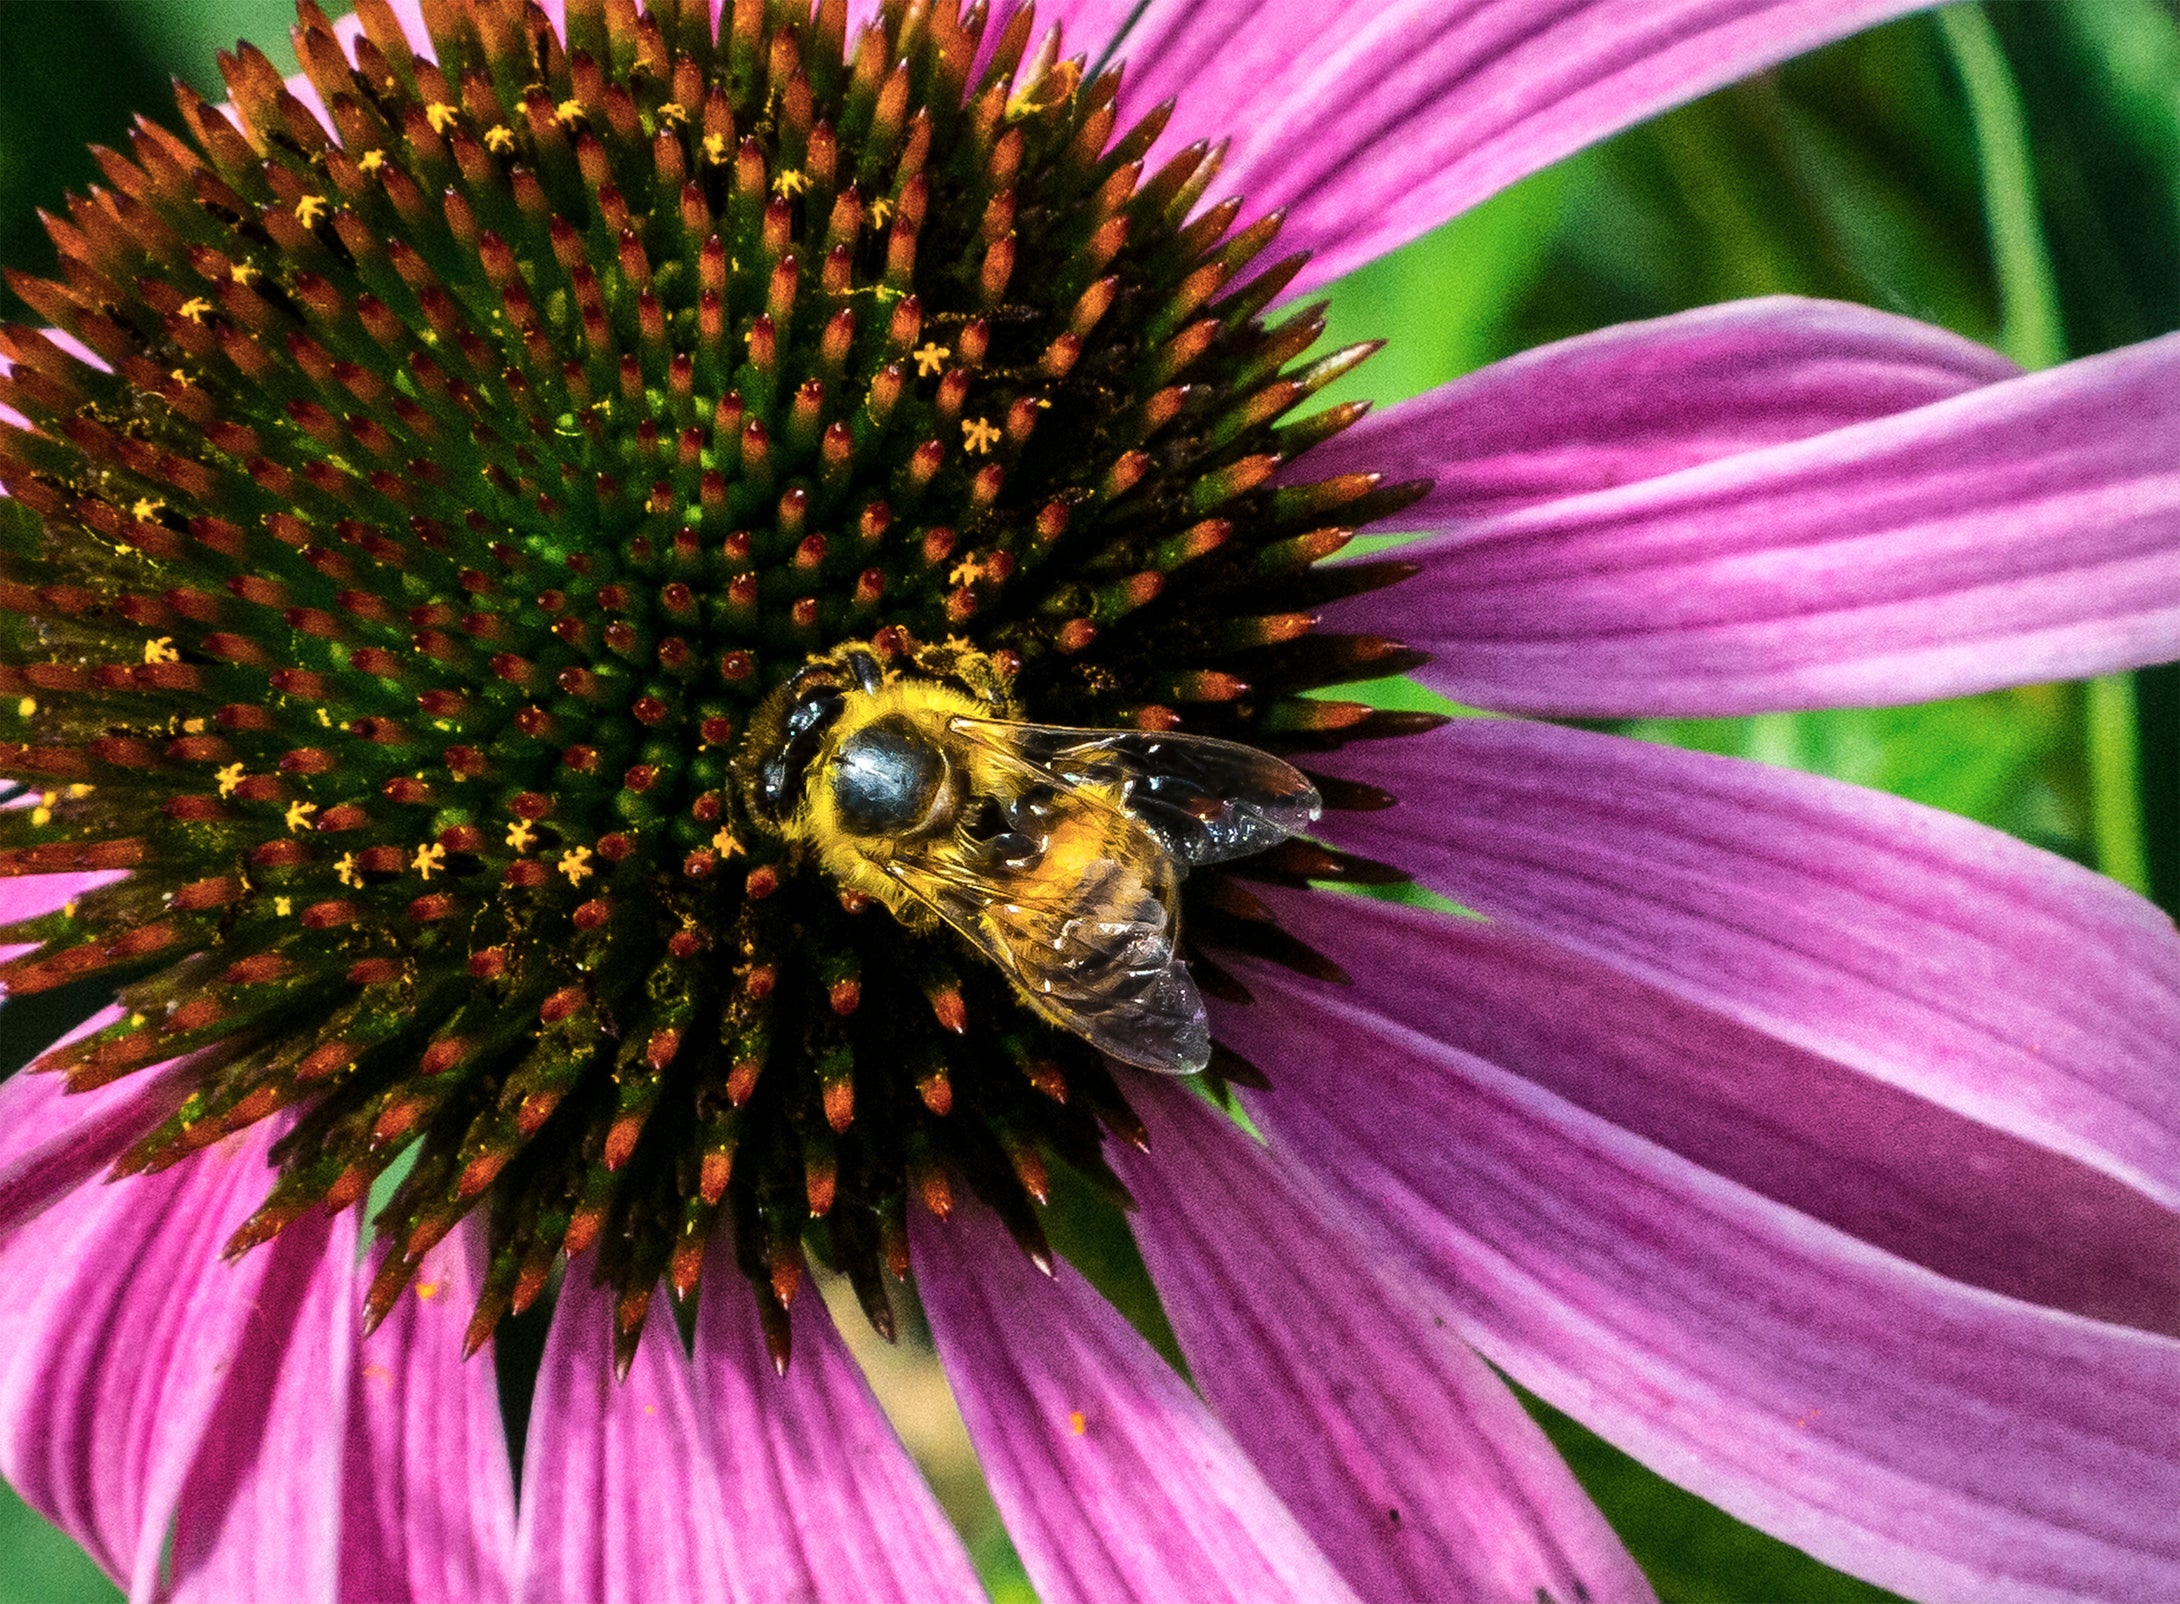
[{"left": 3, "top": 1, "right": 2179, "bottom": 1600}]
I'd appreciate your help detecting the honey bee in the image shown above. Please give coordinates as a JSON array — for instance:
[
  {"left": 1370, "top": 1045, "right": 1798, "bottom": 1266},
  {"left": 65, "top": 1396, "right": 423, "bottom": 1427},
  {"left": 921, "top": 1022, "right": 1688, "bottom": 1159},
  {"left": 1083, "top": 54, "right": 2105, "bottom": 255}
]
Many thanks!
[{"left": 742, "top": 641, "right": 1321, "bottom": 1073}]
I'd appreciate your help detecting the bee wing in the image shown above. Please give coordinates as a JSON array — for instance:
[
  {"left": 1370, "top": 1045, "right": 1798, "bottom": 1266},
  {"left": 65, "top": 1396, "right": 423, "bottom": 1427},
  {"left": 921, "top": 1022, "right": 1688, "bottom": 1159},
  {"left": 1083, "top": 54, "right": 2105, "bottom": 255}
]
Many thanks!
[
  {"left": 950, "top": 717, "right": 1321, "bottom": 868},
  {"left": 883, "top": 825, "right": 1212, "bottom": 1075}
]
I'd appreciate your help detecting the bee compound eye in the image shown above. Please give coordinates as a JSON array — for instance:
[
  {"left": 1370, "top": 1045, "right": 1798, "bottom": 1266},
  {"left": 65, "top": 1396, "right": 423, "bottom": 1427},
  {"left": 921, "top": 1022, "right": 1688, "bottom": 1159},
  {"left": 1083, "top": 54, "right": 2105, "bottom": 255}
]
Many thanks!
[{"left": 830, "top": 720, "right": 947, "bottom": 835}]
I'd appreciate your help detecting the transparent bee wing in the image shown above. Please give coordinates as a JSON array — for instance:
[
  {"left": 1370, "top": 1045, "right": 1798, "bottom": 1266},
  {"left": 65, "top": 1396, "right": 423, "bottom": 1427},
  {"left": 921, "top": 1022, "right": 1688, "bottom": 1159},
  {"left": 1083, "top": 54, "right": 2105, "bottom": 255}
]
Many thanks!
[
  {"left": 883, "top": 824, "right": 1212, "bottom": 1075},
  {"left": 950, "top": 717, "right": 1322, "bottom": 867}
]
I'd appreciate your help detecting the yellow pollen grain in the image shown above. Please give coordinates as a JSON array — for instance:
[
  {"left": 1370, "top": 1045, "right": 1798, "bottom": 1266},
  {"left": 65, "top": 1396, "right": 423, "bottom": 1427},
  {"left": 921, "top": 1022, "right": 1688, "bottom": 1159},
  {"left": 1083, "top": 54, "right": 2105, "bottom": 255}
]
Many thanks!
[
  {"left": 317, "top": 707, "right": 333, "bottom": 727},
  {"left": 29, "top": 805, "right": 50, "bottom": 827},
  {"left": 912, "top": 342, "right": 950, "bottom": 377},
  {"left": 215, "top": 762, "right": 245, "bottom": 797},
  {"left": 284, "top": 800, "right": 318, "bottom": 834},
  {"left": 295, "top": 194, "right": 329, "bottom": 226},
  {"left": 961, "top": 417, "right": 1001, "bottom": 454},
  {"left": 425, "top": 102, "right": 460, "bottom": 135},
  {"left": 335, "top": 853, "right": 361, "bottom": 888},
  {"left": 14, "top": 696, "right": 34, "bottom": 718},
  {"left": 143, "top": 636, "right": 178, "bottom": 665},
  {"left": 485, "top": 124, "right": 517, "bottom": 154},
  {"left": 555, "top": 98, "right": 584, "bottom": 127},
  {"left": 1068, "top": 1410, "right": 1087, "bottom": 1436},
  {"left": 412, "top": 843, "right": 447, "bottom": 879},
  {"left": 181, "top": 718, "right": 206, "bottom": 734},
  {"left": 702, "top": 132, "right": 729, "bottom": 165},
  {"left": 273, "top": 896, "right": 293, "bottom": 916},
  {"left": 67, "top": 784, "right": 91, "bottom": 799},
  {"left": 415, "top": 1280, "right": 440, "bottom": 1301},
  {"left": 61, "top": 901, "right": 76, "bottom": 919},
  {"left": 558, "top": 845, "right": 594, "bottom": 885},
  {"left": 657, "top": 101, "right": 687, "bottom": 125}
]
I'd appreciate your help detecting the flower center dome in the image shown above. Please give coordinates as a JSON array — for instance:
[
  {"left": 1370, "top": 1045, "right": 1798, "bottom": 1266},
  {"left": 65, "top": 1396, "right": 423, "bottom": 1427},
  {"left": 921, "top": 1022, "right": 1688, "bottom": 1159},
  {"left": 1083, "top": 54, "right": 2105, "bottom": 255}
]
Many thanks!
[{"left": 0, "top": 0, "right": 1433, "bottom": 1370}]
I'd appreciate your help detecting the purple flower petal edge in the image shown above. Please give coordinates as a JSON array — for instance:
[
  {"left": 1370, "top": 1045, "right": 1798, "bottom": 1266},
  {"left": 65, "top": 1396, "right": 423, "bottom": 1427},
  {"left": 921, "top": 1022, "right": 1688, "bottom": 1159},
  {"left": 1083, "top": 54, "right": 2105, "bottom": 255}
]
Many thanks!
[
  {"left": 913, "top": 1201, "right": 1365, "bottom": 1604},
  {"left": 1315, "top": 720, "right": 2180, "bottom": 1241},
  {"left": 692, "top": 1251, "right": 986, "bottom": 1604},
  {"left": 1101, "top": 0, "right": 1944, "bottom": 294},
  {"left": 1221, "top": 928, "right": 2180, "bottom": 1604},
  {"left": 1337, "top": 330, "right": 2180, "bottom": 716},
  {"left": 342, "top": 1223, "right": 516, "bottom": 1604},
  {"left": 1117, "top": 1078, "right": 1655, "bottom": 1604}
]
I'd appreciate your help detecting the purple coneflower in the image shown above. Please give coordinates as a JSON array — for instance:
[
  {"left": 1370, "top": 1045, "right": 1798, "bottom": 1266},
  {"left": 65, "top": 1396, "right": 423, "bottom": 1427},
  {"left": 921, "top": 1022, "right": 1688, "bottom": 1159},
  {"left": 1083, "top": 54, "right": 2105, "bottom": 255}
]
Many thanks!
[{"left": 2, "top": 2, "right": 2178, "bottom": 1602}]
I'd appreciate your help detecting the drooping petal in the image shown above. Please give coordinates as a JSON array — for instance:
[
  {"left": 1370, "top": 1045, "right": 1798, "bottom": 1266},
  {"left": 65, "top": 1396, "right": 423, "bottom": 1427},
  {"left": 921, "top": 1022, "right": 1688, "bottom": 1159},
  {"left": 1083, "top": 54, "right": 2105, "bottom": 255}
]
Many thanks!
[
  {"left": 0, "top": 1124, "right": 285, "bottom": 1600},
  {"left": 1315, "top": 721, "right": 2180, "bottom": 1246},
  {"left": 342, "top": 1224, "right": 516, "bottom": 1604},
  {"left": 166, "top": 1212, "right": 357, "bottom": 1604},
  {"left": 691, "top": 1253, "right": 985, "bottom": 1604},
  {"left": 0, "top": 1007, "right": 191, "bottom": 1245},
  {"left": 1116, "top": 1078, "right": 1653, "bottom": 1604},
  {"left": 1300, "top": 298, "right": 2014, "bottom": 524},
  {"left": 913, "top": 1201, "right": 1365, "bottom": 1604},
  {"left": 1336, "top": 331, "right": 2180, "bottom": 715},
  {"left": 1220, "top": 933, "right": 2180, "bottom": 1604},
  {"left": 1102, "top": 0, "right": 1941, "bottom": 293},
  {"left": 513, "top": 1270, "right": 735, "bottom": 1604}
]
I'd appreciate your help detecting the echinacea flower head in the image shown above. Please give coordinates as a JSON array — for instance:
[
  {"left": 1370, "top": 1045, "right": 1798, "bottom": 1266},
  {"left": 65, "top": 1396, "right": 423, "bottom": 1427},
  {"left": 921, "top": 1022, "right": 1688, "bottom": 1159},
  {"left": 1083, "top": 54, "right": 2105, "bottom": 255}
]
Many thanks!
[{"left": 5, "top": 2, "right": 2180, "bottom": 1602}]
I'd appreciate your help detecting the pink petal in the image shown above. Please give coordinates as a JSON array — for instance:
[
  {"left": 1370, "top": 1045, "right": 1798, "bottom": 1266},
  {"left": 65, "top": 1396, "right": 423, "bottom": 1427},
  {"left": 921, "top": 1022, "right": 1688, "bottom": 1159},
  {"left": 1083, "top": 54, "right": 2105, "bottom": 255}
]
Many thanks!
[
  {"left": 1302, "top": 297, "right": 2014, "bottom": 525},
  {"left": 913, "top": 1201, "right": 1365, "bottom": 1604},
  {"left": 1316, "top": 720, "right": 2180, "bottom": 1241},
  {"left": 0, "top": 870, "right": 127, "bottom": 927},
  {"left": 342, "top": 1224, "right": 516, "bottom": 1604},
  {"left": 513, "top": 1270, "right": 734, "bottom": 1604},
  {"left": 0, "top": 1124, "right": 286, "bottom": 1599},
  {"left": 1222, "top": 931, "right": 2180, "bottom": 1604},
  {"left": 1117, "top": 1078, "right": 1653, "bottom": 1604},
  {"left": 1107, "top": 0, "right": 1939, "bottom": 294},
  {"left": 0, "top": 1007, "right": 191, "bottom": 1245},
  {"left": 1338, "top": 331, "right": 2180, "bottom": 715},
  {"left": 167, "top": 1212, "right": 357, "bottom": 1604},
  {"left": 691, "top": 1253, "right": 985, "bottom": 1604}
]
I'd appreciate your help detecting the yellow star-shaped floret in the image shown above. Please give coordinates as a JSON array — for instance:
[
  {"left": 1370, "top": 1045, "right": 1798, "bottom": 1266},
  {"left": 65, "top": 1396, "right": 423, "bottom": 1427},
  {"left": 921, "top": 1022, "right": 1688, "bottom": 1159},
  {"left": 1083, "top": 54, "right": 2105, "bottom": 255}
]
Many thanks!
[
  {"left": 412, "top": 842, "right": 447, "bottom": 879},
  {"left": 912, "top": 342, "right": 951, "bottom": 377},
  {"left": 657, "top": 101, "right": 688, "bottom": 125},
  {"left": 284, "top": 800, "right": 318, "bottom": 834},
  {"left": 961, "top": 416, "right": 1002, "bottom": 454},
  {"left": 868, "top": 196, "right": 893, "bottom": 227},
  {"left": 180, "top": 718, "right": 205, "bottom": 734},
  {"left": 505, "top": 818, "right": 537, "bottom": 853},
  {"left": 949, "top": 553, "right": 991, "bottom": 587},
  {"left": 335, "top": 853, "right": 361, "bottom": 889},
  {"left": 702, "top": 132, "right": 729, "bottom": 165},
  {"left": 558, "top": 846, "right": 594, "bottom": 886},
  {"left": 555, "top": 98, "right": 585, "bottom": 127},
  {"left": 273, "top": 896, "right": 293, "bottom": 917},
  {"left": 143, "top": 636, "right": 178, "bottom": 665},
  {"left": 359, "top": 148, "right": 387, "bottom": 174},
  {"left": 425, "top": 102, "right": 460, "bottom": 135},
  {"left": 711, "top": 827, "right": 745, "bottom": 859},
  {"left": 178, "top": 298, "right": 214, "bottom": 324},
  {"left": 773, "top": 168, "right": 808, "bottom": 196},
  {"left": 215, "top": 762, "right": 245, "bottom": 798},
  {"left": 130, "top": 497, "right": 165, "bottom": 523},
  {"left": 485, "top": 124, "right": 517, "bottom": 155},
  {"left": 230, "top": 260, "right": 258, "bottom": 285},
  {"left": 294, "top": 194, "right": 329, "bottom": 227}
]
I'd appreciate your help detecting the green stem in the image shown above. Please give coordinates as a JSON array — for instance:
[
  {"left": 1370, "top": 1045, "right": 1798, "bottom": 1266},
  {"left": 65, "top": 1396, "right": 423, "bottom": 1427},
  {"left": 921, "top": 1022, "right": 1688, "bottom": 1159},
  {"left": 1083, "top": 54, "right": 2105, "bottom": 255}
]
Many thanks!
[{"left": 1941, "top": 2, "right": 2150, "bottom": 892}]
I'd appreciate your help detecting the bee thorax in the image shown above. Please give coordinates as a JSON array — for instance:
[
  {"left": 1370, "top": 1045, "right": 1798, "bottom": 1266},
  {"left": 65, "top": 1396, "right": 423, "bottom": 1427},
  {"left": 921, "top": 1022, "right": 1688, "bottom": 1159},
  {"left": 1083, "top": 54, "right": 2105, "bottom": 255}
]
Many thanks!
[{"left": 830, "top": 720, "right": 951, "bottom": 836}]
